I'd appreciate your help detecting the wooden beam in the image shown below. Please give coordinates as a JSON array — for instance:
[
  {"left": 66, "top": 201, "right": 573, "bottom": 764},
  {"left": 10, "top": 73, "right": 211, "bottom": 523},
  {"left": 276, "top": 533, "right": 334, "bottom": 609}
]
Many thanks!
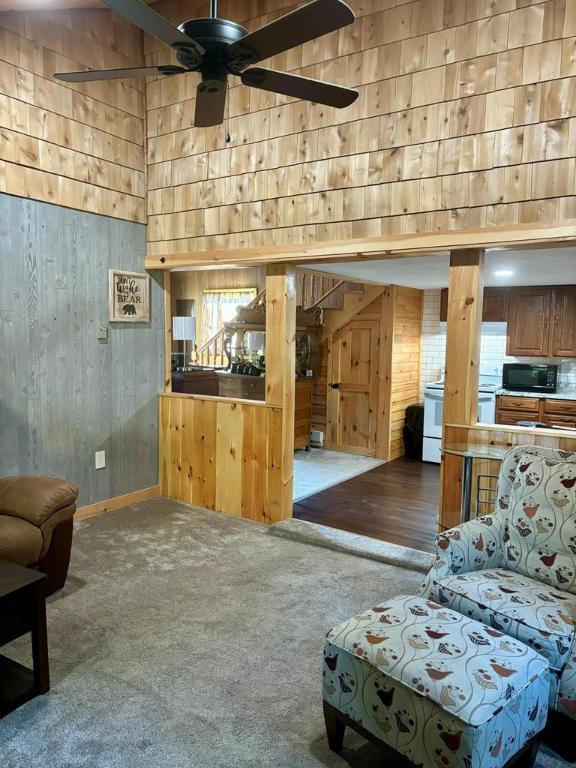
[
  {"left": 145, "top": 221, "right": 576, "bottom": 270},
  {"left": 444, "top": 250, "right": 485, "bottom": 426},
  {"left": 163, "top": 271, "right": 172, "bottom": 393},
  {"left": 265, "top": 264, "right": 296, "bottom": 521},
  {"left": 440, "top": 249, "right": 485, "bottom": 530},
  {"left": 375, "top": 286, "right": 395, "bottom": 460}
]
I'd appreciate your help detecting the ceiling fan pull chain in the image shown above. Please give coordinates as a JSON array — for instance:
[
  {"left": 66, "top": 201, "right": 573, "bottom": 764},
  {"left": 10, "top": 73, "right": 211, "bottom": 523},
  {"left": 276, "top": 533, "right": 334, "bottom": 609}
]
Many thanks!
[{"left": 224, "top": 79, "right": 231, "bottom": 143}]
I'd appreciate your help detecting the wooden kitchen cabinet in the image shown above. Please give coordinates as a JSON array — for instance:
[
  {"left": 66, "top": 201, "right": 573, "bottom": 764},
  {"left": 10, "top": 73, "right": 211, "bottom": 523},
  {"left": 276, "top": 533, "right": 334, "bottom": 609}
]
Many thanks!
[
  {"left": 496, "top": 395, "right": 576, "bottom": 428},
  {"left": 440, "top": 287, "right": 508, "bottom": 322},
  {"left": 506, "top": 287, "right": 552, "bottom": 356},
  {"left": 551, "top": 287, "right": 576, "bottom": 358},
  {"left": 507, "top": 286, "right": 576, "bottom": 358},
  {"left": 496, "top": 395, "right": 541, "bottom": 425},
  {"left": 441, "top": 285, "right": 576, "bottom": 358}
]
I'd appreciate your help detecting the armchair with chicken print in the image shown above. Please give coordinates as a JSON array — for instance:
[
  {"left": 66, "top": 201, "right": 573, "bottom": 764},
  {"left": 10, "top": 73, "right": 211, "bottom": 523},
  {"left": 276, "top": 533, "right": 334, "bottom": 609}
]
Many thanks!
[{"left": 421, "top": 444, "right": 576, "bottom": 722}]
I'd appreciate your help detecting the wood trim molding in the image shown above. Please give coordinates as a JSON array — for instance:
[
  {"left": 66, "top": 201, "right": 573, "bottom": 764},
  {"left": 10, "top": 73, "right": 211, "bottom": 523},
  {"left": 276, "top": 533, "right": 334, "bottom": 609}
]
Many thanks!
[
  {"left": 446, "top": 422, "right": 576, "bottom": 438},
  {"left": 163, "top": 272, "right": 172, "bottom": 393},
  {"left": 160, "top": 392, "right": 269, "bottom": 407},
  {"left": 145, "top": 222, "right": 576, "bottom": 270},
  {"left": 76, "top": 485, "right": 160, "bottom": 520},
  {"left": 375, "top": 285, "right": 395, "bottom": 461}
]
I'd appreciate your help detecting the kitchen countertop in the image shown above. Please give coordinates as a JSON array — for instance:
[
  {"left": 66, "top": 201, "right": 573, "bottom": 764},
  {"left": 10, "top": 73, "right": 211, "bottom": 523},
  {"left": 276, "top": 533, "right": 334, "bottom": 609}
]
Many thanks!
[{"left": 497, "top": 387, "right": 576, "bottom": 400}]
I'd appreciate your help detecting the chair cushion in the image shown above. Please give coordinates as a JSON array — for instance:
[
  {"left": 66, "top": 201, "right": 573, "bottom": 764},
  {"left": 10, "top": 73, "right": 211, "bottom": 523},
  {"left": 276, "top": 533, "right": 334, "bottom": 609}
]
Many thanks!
[
  {"left": 0, "top": 514, "right": 42, "bottom": 565},
  {"left": 428, "top": 568, "right": 576, "bottom": 671},
  {"left": 505, "top": 452, "right": 576, "bottom": 593},
  {"left": 0, "top": 475, "right": 78, "bottom": 527}
]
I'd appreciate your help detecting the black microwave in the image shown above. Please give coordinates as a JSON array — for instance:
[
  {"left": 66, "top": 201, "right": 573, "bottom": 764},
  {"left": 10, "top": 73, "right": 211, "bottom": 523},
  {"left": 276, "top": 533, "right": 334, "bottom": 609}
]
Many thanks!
[{"left": 502, "top": 363, "right": 558, "bottom": 393}]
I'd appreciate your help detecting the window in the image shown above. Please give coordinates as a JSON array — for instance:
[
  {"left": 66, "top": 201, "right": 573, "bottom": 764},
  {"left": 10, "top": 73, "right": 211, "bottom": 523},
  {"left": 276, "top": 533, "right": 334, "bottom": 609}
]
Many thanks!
[{"left": 201, "top": 288, "right": 257, "bottom": 342}]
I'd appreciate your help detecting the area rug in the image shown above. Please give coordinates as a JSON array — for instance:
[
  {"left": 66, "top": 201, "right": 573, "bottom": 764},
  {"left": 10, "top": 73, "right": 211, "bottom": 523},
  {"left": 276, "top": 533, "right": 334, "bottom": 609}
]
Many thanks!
[
  {"left": 0, "top": 499, "right": 566, "bottom": 768},
  {"left": 270, "top": 518, "right": 435, "bottom": 572},
  {"left": 293, "top": 448, "right": 384, "bottom": 501}
]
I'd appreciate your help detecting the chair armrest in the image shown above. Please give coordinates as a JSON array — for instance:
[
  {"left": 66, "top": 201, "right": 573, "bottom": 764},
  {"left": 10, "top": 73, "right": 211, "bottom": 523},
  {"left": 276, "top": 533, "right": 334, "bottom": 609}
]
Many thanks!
[
  {"left": 0, "top": 476, "right": 78, "bottom": 528},
  {"left": 421, "top": 514, "right": 505, "bottom": 595}
]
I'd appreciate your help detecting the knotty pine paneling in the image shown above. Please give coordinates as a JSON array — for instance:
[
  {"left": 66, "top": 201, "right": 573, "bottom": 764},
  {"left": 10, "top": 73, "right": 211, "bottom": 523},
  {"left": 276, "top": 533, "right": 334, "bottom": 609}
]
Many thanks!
[
  {"left": 0, "top": 7, "right": 146, "bottom": 221},
  {"left": 144, "top": 0, "right": 576, "bottom": 255},
  {"left": 389, "top": 285, "right": 422, "bottom": 460},
  {"left": 159, "top": 393, "right": 286, "bottom": 522},
  {"left": 170, "top": 266, "right": 266, "bottom": 343}
]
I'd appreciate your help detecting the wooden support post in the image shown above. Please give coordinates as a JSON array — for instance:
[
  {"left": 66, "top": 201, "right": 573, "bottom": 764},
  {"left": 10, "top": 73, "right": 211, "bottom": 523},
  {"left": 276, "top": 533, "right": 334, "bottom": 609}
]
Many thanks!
[
  {"left": 163, "top": 271, "right": 172, "bottom": 393},
  {"left": 440, "top": 250, "right": 485, "bottom": 530},
  {"left": 266, "top": 264, "right": 296, "bottom": 521},
  {"left": 375, "top": 285, "right": 395, "bottom": 460}
]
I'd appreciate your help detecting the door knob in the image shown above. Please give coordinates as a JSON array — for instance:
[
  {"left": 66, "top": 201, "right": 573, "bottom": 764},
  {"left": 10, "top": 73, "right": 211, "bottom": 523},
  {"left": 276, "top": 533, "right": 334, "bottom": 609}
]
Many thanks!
[{"left": 330, "top": 382, "right": 340, "bottom": 389}]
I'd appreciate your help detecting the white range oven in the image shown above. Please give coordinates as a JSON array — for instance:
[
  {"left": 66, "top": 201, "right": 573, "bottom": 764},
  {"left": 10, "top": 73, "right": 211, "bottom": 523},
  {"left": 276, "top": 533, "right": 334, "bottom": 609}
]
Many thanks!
[{"left": 422, "top": 375, "right": 499, "bottom": 464}]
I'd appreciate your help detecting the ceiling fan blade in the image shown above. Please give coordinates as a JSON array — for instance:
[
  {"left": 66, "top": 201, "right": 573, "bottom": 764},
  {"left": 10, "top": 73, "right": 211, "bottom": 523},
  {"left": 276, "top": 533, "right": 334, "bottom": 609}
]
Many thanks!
[
  {"left": 100, "top": 0, "right": 204, "bottom": 60},
  {"left": 228, "top": 0, "right": 354, "bottom": 70},
  {"left": 241, "top": 68, "right": 358, "bottom": 108},
  {"left": 54, "top": 65, "right": 187, "bottom": 83},
  {"left": 195, "top": 80, "right": 227, "bottom": 127}
]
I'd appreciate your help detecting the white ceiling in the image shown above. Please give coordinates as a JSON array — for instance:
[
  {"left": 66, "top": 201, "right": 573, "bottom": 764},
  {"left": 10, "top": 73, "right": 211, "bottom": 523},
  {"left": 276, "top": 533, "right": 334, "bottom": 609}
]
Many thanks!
[{"left": 303, "top": 248, "right": 576, "bottom": 289}]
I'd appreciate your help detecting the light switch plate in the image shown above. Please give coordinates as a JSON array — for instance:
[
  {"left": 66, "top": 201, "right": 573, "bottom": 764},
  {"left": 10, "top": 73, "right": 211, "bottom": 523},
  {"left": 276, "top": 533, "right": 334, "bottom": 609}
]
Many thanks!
[
  {"left": 95, "top": 450, "right": 106, "bottom": 470},
  {"left": 96, "top": 323, "right": 108, "bottom": 342}
]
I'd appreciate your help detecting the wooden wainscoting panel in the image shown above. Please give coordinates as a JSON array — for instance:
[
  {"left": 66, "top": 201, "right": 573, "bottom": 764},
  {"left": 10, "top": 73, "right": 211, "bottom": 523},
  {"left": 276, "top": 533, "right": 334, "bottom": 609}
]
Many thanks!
[{"left": 159, "top": 394, "right": 287, "bottom": 523}]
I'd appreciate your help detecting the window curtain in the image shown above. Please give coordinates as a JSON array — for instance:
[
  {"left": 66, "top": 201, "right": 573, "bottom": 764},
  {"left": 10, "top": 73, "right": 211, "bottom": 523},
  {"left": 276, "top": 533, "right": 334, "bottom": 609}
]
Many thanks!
[{"left": 201, "top": 289, "right": 257, "bottom": 342}]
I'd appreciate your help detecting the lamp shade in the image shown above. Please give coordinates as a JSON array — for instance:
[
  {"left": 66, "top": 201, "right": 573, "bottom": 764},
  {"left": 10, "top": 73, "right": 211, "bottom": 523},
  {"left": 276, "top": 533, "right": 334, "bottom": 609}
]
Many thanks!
[{"left": 172, "top": 316, "right": 196, "bottom": 342}]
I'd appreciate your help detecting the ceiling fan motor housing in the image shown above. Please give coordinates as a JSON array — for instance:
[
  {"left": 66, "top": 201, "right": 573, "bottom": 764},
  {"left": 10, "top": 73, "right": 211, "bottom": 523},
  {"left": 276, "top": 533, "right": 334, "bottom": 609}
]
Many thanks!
[{"left": 176, "top": 18, "right": 249, "bottom": 74}]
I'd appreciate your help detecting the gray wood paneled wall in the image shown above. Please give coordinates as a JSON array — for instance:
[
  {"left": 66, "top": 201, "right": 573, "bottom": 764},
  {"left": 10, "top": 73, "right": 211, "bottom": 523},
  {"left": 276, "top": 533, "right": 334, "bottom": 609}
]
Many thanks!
[{"left": 0, "top": 193, "right": 164, "bottom": 506}]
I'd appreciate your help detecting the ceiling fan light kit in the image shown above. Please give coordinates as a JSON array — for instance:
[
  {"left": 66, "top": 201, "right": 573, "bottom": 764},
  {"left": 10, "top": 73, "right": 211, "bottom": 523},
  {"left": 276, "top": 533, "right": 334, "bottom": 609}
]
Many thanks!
[{"left": 53, "top": 0, "right": 359, "bottom": 127}]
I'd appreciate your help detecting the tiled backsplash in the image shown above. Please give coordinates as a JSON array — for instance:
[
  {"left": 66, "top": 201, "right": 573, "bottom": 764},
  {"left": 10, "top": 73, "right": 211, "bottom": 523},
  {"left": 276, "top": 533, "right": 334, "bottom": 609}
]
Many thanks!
[{"left": 419, "top": 289, "right": 576, "bottom": 398}]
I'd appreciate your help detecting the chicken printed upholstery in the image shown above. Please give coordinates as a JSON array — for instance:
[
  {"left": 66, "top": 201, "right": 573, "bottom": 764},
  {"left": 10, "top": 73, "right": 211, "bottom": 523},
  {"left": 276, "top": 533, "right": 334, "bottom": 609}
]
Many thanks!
[
  {"left": 323, "top": 596, "right": 549, "bottom": 768},
  {"left": 421, "top": 445, "right": 576, "bottom": 718}
]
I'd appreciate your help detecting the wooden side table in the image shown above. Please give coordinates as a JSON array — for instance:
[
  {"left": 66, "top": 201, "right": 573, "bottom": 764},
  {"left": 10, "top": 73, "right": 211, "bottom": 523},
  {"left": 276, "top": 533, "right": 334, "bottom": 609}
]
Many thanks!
[{"left": 0, "top": 560, "right": 49, "bottom": 717}]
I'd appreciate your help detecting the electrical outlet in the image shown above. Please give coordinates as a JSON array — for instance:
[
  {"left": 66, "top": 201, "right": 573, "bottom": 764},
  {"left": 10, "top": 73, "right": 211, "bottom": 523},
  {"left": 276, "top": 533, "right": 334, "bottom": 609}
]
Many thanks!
[{"left": 95, "top": 450, "right": 106, "bottom": 470}]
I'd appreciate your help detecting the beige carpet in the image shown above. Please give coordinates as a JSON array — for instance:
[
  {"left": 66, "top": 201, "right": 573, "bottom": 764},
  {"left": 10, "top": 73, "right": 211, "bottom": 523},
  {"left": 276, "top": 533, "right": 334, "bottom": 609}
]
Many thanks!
[{"left": 0, "top": 499, "right": 568, "bottom": 768}]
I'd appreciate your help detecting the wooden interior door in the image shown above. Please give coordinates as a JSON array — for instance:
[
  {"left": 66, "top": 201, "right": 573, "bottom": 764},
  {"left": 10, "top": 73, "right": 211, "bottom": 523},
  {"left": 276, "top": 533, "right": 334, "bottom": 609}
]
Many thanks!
[
  {"left": 551, "top": 287, "right": 576, "bottom": 358},
  {"left": 506, "top": 287, "right": 551, "bottom": 356},
  {"left": 327, "top": 319, "right": 379, "bottom": 456}
]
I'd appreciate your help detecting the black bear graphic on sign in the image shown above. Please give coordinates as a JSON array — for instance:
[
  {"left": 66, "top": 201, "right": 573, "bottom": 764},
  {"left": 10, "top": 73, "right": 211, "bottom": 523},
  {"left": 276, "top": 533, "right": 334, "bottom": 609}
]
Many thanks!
[{"left": 123, "top": 304, "right": 137, "bottom": 316}]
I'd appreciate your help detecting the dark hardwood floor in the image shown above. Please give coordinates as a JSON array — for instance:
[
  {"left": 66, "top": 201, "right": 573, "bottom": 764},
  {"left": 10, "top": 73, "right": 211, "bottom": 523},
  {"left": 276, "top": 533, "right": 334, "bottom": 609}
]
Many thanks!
[{"left": 293, "top": 456, "right": 439, "bottom": 553}]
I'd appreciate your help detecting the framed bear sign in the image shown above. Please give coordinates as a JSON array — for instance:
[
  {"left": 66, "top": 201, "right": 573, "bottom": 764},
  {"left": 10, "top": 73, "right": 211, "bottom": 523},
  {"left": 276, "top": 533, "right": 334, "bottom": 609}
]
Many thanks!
[{"left": 109, "top": 269, "right": 150, "bottom": 323}]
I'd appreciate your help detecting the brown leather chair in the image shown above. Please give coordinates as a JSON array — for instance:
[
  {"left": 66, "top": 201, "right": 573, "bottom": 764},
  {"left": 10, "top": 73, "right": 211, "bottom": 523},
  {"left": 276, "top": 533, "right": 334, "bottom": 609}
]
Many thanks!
[{"left": 0, "top": 476, "right": 78, "bottom": 594}]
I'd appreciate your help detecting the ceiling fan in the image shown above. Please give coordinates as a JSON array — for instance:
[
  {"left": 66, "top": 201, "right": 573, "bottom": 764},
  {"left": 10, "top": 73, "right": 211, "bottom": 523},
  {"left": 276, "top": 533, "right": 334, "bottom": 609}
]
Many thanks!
[{"left": 54, "top": 0, "right": 358, "bottom": 128}]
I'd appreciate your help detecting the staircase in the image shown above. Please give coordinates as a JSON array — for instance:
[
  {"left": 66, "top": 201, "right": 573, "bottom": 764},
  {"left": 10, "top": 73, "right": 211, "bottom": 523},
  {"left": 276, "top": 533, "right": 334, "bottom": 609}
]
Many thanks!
[{"left": 196, "top": 270, "right": 366, "bottom": 367}]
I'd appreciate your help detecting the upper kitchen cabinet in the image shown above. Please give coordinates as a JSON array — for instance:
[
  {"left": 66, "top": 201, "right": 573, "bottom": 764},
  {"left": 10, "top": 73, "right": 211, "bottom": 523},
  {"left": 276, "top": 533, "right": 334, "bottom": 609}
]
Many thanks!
[
  {"left": 506, "top": 287, "right": 552, "bottom": 356},
  {"left": 439, "top": 287, "right": 508, "bottom": 322},
  {"left": 482, "top": 288, "right": 509, "bottom": 322},
  {"left": 551, "top": 287, "right": 576, "bottom": 358},
  {"left": 506, "top": 286, "right": 576, "bottom": 358}
]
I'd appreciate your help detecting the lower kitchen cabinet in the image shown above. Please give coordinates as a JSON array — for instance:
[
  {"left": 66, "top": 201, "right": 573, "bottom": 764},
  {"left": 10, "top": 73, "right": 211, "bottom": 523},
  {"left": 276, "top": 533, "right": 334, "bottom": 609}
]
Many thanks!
[{"left": 496, "top": 395, "right": 576, "bottom": 428}]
